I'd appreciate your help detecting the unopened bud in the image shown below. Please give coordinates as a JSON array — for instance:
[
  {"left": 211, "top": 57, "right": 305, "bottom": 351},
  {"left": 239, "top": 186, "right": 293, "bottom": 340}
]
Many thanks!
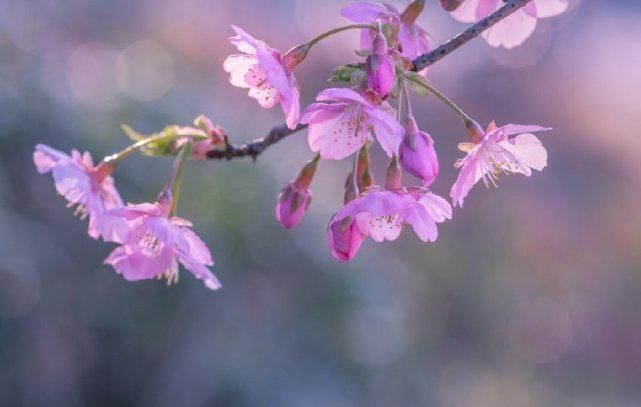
[
  {"left": 366, "top": 22, "right": 395, "bottom": 98},
  {"left": 275, "top": 156, "right": 319, "bottom": 229},
  {"left": 282, "top": 43, "right": 311, "bottom": 71},
  {"left": 328, "top": 216, "right": 364, "bottom": 262},
  {"left": 385, "top": 156, "right": 402, "bottom": 190},
  {"left": 399, "top": 116, "right": 439, "bottom": 186}
]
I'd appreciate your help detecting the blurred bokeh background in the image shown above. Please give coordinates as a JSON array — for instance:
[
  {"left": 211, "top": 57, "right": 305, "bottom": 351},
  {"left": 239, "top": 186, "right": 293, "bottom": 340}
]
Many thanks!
[{"left": 1, "top": 0, "right": 640, "bottom": 405}]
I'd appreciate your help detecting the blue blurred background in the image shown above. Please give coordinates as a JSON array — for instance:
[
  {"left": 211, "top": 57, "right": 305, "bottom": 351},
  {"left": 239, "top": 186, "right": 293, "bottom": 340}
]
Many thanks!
[{"left": 1, "top": 0, "right": 641, "bottom": 405}]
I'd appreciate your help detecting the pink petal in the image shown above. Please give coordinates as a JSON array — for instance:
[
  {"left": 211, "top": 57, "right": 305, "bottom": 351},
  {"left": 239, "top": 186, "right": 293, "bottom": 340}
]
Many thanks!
[
  {"left": 223, "top": 54, "right": 258, "bottom": 88},
  {"left": 341, "top": 2, "right": 392, "bottom": 23},
  {"left": 419, "top": 192, "right": 453, "bottom": 223},
  {"left": 498, "top": 133, "right": 548, "bottom": 173},
  {"left": 365, "top": 105, "right": 405, "bottom": 158},
  {"left": 531, "top": 0, "right": 568, "bottom": 18},
  {"left": 306, "top": 105, "right": 370, "bottom": 160},
  {"left": 403, "top": 203, "right": 438, "bottom": 242},
  {"left": 450, "top": 156, "right": 480, "bottom": 207},
  {"left": 315, "top": 88, "right": 369, "bottom": 106},
  {"left": 33, "top": 144, "right": 70, "bottom": 173},
  {"left": 482, "top": 9, "right": 538, "bottom": 49},
  {"left": 355, "top": 212, "right": 402, "bottom": 242},
  {"left": 497, "top": 124, "right": 552, "bottom": 137}
]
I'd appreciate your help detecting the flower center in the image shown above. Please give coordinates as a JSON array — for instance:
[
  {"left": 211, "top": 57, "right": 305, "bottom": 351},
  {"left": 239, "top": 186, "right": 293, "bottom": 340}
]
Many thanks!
[{"left": 137, "top": 230, "right": 165, "bottom": 258}]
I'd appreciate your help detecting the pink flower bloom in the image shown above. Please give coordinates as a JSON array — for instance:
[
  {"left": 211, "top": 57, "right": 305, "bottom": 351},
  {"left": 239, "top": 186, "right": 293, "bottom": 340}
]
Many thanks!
[
  {"left": 300, "top": 88, "right": 404, "bottom": 160},
  {"left": 341, "top": 1, "right": 431, "bottom": 59},
  {"left": 33, "top": 144, "right": 123, "bottom": 239},
  {"left": 276, "top": 182, "right": 312, "bottom": 229},
  {"left": 366, "top": 25, "right": 395, "bottom": 97},
  {"left": 102, "top": 201, "right": 221, "bottom": 290},
  {"left": 330, "top": 186, "right": 452, "bottom": 253},
  {"left": 328, "top": 216, "right": 365, "bottom": 262},
  {"left": 223, "top": 26, "right": 301, "bottom": 129},
  {"left": 450, "top": 122, "right": 551, "bottom": 207},
  {"left": 450, "top": 0, "right": 568, "bottom": 49},
  {"left": 399, "top": 117, "right": 439, "bottom": 186}
]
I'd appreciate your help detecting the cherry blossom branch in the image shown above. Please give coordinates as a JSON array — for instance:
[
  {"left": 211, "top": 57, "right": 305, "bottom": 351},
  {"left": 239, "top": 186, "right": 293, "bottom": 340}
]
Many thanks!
[
  {"left": 412, "top": 0, "right": 534, "bottom": 71},
  {"left": 206, "top": 123, "right": 307, "bottom": 160},
  {"left": 206, "top": 0, "right": 534, "bottom": 161}
]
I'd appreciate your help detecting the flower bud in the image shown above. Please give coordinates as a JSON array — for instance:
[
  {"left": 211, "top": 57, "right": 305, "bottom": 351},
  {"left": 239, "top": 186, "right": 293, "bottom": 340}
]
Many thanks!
[
  {"left": 439, "top": 0, "right": 465, "bottom": 12},
  {"left": 328, "top": 217, "right": 364, "bottom": 262},
  {"left": 399, "top": 117, "right": 439, "bottom": 186},
  {"left": 281, "top": 43, "right": 311, "bottom": 71},
  {"left": 366, "top": 23, "right": 395, "bottom": 98},
  {"left": 275, "top": 182, "right": 312, "bottom": 229},
  {"left": 385, "top": 155, "right": 402, "bottom": 190},
  {"left": 275, "top": 156, "right": 319, "bottom": 229}
]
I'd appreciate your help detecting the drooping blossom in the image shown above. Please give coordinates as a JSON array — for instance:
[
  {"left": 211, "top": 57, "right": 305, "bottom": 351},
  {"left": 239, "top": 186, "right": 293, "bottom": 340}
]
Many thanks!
[
  {"left": 399, "top": 116, "right": 439, "bottom": 186},
  {"left": 366, "top": 23, "right": 395, "bottom": 97},
  {"left": 330, "top": 186, "right": 452, "bottom": 251},
  {"left": 102, "top": 200, "right": 221, "bottom": 290},
  {"left": 450, "top": 0, "right": 568, "bottom": 49},
  {"left": 300, "top": 88, "right": 404, "bottom": 160},
  {"left": 341, "top": 1, "right": 431, "bottom": 59},
  {"left": 33, "top": 144, "right": 123, "bottom": 239},
  {"left": 223, "top": 26, "right": 301, "bottom": 129},
  {"left": 450, "top": 122, "right": 551, "bottom": 207}
]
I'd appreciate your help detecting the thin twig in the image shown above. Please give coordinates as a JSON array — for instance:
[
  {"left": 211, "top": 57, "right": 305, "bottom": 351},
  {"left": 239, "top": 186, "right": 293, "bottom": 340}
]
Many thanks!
[{"left": 207, "top": 0, "right": 534, "bottom": 161}]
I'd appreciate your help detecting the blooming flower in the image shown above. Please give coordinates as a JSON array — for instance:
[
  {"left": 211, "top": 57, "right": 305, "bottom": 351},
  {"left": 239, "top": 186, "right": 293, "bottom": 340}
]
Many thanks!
[
  {"left": 102, "top": 201, "right": 221, "bottom": 290},
  {"left": 33, "top": 144, "right": 123, "bottom": 239},
  {"left": 450, "top": 0, "right": 568, "bottom": 49},
  {"left": 300, "top": 88, "right": 404, "bottom": 160},
  {"left": 450, "top": 122, "right": 551, "bottom": 207},
  {"left": 330, "top": 186, "right": 452, "bottom": 253},
  {"left": 366, "top": 24, "right": 396, "bottom": 97},
  {"left": 399, "top": 116, "right": 439, "bottom": 186},
  {"left": 223, "top": 26, "right": 301, "bottom": 129},
  {"left": 341, "top": 1, "right": 431, "bottom": 59}
]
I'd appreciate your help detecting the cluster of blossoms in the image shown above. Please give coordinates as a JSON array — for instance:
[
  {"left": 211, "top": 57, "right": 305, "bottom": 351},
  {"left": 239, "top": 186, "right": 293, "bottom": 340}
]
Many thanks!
[{"left": 35, "top": 0, "right": 565, "bottom": 291}]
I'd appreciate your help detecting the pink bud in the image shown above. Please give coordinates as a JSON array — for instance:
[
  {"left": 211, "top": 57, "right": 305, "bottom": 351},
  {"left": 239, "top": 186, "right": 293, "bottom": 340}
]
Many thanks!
[
  {"left": 399, "top": 117, "right": 439, "bottom": 186},
  {"left": 281, "top": 43, "right": 311, "bottom": 71},
  {"left": 328, "top": 217, "right": 364, "bottom": 262},
  {"left": 275, "top": 182, "right": 312, "bottom": 229},
  {"left": 385, "top": 156, "right": 402, "bottom": 190},
  {"left": 366, "top": 25, "right": 395, "bottom": 98}
]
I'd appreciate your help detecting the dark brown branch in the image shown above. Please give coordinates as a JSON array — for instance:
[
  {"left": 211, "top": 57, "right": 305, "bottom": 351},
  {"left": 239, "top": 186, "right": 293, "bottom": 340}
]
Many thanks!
[
  {"left": 206, "top": 123, "right": 306, "bottom": 160},
  {"left": 413, "top": 0, "right": 534, "bottom": 71},
  {"left": 207, "top": 0, "right": 534, "bottom": 161}
]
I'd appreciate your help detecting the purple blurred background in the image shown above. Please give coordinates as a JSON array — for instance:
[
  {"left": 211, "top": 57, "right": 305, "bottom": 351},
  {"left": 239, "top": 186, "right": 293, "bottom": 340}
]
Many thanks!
[{"left": 1, "top": 0, "right": 641, "bottom": 405}]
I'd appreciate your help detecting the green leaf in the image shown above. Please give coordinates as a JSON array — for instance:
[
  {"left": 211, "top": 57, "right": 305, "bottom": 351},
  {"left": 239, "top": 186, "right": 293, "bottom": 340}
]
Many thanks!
[{"left": 329, "top": 63, "right": 366, "bottom": 85}]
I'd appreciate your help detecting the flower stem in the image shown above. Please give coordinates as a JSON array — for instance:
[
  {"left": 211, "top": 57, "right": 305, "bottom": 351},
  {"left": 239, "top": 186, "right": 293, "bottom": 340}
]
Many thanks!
[
  {"left": 102, "top": 132, "right": 173, "bottom": 166},
  {"left": 403, "top": 73, "right": 474, "bottom": 126},
  {"left": 165, "top": 141, "right": 192, "bottom": 217},
  {"left": 307, "top": 24, "right": 375, "bottom": 48}
]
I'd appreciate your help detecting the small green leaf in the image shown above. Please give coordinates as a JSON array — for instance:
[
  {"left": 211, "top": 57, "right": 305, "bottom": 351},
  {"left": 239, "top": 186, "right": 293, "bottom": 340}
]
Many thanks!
[{"left": 329, "top": 63, "right": 366, "bottom": 85}]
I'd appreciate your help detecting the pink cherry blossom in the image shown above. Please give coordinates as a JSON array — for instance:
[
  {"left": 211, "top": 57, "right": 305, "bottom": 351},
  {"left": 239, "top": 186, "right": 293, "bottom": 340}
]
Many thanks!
[
  {"left": 450, "top": 0, "right": 568, "bottom": 49},
  {"left": 330, "top": 186, "right": 452, "bottom": 251},
  {"left": 341, "top": 1, "right": 431, "bottom": 59},
  {"left": 300, "top": 88, "right": 404, "bottom": 160},
  {"left": 223, "top": 26, "right": 301, "bottom": 129},
  {"left": 102, "top": 201, "right": 221, "bottom": 290},
  {"left": 33, "top": 144, "right": 123, "bottom": 239},
  {"left": 366, "top": 25, "right": 396, "bottom": 97},
  {"left": 450, "top": 122, "right": 551, "bottom": 207},
  {"left": 399, "top": 117, "right": 439, "bottom": 186},
  {"left": 328, "top": 216, "right": 365, "bottom": 262}
]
